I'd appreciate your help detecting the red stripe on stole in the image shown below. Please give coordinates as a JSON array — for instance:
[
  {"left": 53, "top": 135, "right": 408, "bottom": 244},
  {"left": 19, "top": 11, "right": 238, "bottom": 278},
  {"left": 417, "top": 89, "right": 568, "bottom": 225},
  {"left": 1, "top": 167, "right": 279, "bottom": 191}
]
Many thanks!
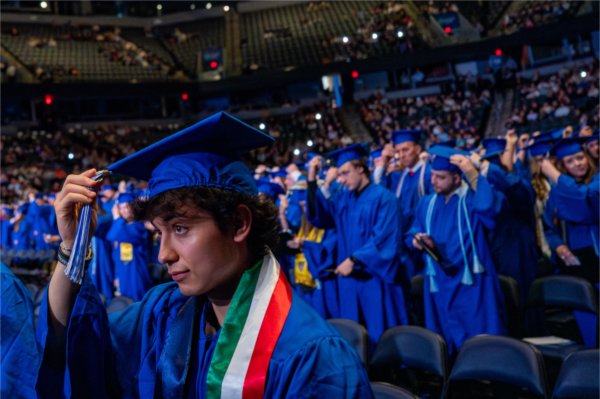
[{"left": 242, "top": 268, "right": 292, "bottom": 399}]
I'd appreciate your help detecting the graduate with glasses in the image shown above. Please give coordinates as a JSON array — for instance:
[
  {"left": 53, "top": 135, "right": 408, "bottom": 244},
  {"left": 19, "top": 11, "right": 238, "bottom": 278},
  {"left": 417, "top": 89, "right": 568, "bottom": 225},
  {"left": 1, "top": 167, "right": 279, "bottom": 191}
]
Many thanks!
[{"left": 35, "top": 113, "right": 372, "bottom": 398}]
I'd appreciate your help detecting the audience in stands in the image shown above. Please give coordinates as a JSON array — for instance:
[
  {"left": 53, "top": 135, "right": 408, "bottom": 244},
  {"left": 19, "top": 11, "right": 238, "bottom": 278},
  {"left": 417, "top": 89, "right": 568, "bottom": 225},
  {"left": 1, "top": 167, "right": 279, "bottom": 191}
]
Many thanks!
[{"left": 500, "top": 1, "right": 581, "bottom": 34}]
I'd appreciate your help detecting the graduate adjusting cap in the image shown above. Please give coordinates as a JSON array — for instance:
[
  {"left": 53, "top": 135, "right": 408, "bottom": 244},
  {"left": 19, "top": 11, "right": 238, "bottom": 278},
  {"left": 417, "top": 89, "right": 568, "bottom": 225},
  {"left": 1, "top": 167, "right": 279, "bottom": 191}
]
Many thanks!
[
  {"left": 481, "top": 138, "right": 506, "bottom": 159},
  {"left": 550, "top": 136, "right": 589, "bottom": 160},
  {"left": 328, "top": 143, "right": 368, "bottom": 167},
  {"left": 116, "top": 192, "right": 135, "bottom": 204},
  {"left": 427, "top": 145, "right": 468, "bottom": 174},
  {"left": 392, "top": 129, "right": 422, "bottom": 146},
  {"left": 108, "top": 112, "right": 275, "bottom": 198},
  {"left": 257, "top": 181, "right": 285, "bottom": 201},
  {"left": 525, "top": 137, "right": 556, "bottom": 157}
]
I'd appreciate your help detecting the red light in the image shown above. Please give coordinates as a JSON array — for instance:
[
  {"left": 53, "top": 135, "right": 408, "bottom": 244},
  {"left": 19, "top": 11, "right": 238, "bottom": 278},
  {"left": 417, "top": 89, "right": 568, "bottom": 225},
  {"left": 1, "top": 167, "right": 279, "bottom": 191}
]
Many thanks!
[
  {"left": 209, "top": 61, "right": 218, "bottom": 69},
  {"left": 181, "top": 92, "right": 189, "bottom": 101},
  {"left": 44, "top": 94, "right": 53, "bottom": 105},
  {"left": 351, "top": 70, "right": 359, "bottom": 79},
  {"left": 495, "top": 48, "right": 502, "bottom": 56},
  {"left": 444, "top": 26, "right": 452, "bottom": 34}
]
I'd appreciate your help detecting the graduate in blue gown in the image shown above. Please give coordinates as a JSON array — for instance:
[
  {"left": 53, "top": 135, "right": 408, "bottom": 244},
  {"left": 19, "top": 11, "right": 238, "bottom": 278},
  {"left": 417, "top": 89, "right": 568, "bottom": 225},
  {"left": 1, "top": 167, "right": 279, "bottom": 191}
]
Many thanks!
[
  {"left": 307, "top": 144, "right": 409, "bottom": 348},
  {"left": 89, "top": 201, "right": 116, "bottom": 302},
  {"left": 406, "top": 146, "right": 506, "bottom": 356},
  {"left": 480, "top": 135, "right": 539, "bottom": 301},
  {"left": 11, "top": 203, "right": 33, "bottom": 253},
  {"left": 1, "top": 262, "right": 40, "bottom": 399},
  {"left": 106, "top": 192, "right": 152, "bottom": 301},
  {"left": 35, "top": 112, "right": 372, "bottom": 398},
  {"left": 374, "top": 130, "right": 433, "bottom": 280},
  {"left": 0, "top": 206, "right": 14, "bottom": 249},
  {"left": 540, "top": 137, "right": 599, "bottom": 284}
]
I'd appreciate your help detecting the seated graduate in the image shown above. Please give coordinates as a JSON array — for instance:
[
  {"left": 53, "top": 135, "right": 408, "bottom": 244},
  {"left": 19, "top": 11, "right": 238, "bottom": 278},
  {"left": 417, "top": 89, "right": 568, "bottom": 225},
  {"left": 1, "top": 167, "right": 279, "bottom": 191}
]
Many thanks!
[{"left": 36, "top": 112, "right": 373, "bottom": 399}]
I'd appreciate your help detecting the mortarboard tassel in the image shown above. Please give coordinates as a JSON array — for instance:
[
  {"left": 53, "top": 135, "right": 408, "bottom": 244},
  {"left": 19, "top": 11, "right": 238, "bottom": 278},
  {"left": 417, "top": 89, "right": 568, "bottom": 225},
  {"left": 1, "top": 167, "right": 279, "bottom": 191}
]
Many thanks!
[
  {"left": 472, "top": 254, "right": 484, "bottom": 274},
  {"left": 424, "top": 194, "right": 439, "bottom": 293},
  {"left": 461, "top": 264, "right": 473, "bottom": 286},
  {"left": 64, "top": 170, "right": 109, "bottom": 284},
  {"left": 429, "top": 274, "right": 439, "bottom": 293}
]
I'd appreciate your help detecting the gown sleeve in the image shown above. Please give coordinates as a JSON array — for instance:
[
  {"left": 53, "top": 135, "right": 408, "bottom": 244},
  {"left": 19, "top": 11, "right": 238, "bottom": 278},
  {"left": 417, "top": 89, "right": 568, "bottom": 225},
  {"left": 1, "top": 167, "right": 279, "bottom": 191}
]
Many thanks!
[{"left": 553, "top": 174, "right": 599, "bottom": 223}]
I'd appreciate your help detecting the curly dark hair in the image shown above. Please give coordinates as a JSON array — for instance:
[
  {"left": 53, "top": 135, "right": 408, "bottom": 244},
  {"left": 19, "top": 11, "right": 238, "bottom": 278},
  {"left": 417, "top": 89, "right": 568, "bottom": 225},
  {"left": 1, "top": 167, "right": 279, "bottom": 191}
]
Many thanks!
[{"left": 133, "top": 187, "right": 280, "bottom": 260}]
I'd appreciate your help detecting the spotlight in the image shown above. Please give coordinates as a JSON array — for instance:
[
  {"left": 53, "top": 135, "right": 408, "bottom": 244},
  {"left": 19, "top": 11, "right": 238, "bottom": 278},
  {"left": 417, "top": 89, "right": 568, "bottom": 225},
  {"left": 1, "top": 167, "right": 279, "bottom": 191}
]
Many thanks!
[
  {"left": 223, "top": 5, "right": 230, "bottom": 12},
  {"left": 307, "top": 140, "right": 314, "bottom": 147},
  {"left": 67, "top": 153, "right": 74, "bottom": 160},
  {"left": 342, "top": 36, "right": 349, "bottom": 44},
  {"left": 293, "top": 148, "right": 301, "bottom": 156},
  {"left": 580, "top": 71, "right": 588, "bottom": 78},
  {"left": 315, "top": 113, "right": 322, "bottom": 120},
  {"left": 259, "top": 123, "right": 266, "bottom": 130},
  {"left": 206, "top": 2, "right": 212, "bottom": 9},
  {"left": 371, "top": 33, "right": 378, "bottom": 40},
  {"left": 40, "top": 1, "right": 48, "bottom": 9},
  {"left": 397, "top": 30, "right": 404, "bottom": 38}
]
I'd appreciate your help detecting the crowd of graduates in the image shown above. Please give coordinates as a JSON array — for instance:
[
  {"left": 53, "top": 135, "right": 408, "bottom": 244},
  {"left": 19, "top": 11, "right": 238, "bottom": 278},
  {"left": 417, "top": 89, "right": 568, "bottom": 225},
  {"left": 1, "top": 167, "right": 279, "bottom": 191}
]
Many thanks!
[{"left": 2, "top": 119, "right": 597, "bottom": 354}]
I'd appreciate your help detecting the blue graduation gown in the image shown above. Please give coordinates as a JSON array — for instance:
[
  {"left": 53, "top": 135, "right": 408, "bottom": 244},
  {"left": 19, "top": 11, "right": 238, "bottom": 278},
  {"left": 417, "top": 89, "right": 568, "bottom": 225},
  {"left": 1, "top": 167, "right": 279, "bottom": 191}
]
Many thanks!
[
  {"left": 106, "top": 218, "right": 151, "bottom": 301},
  {"left": 308, "top": 182, "right": 409, "bottom": 346},
  {"left": 485, "top": 163, "right": 539, "bottom": 300},
  {"left": 383, "top": 163, "right": 433, "bottom": 279},
  {"left": 407, "top": 178, "right": 507, "bottom": 355},
  {"left": 89, "top": 214, "right": 115, "bottom": 302},
  {"left": 1, "top": 263, "right": 40, "bottom": 399},
  {"left": 1, "top": 219, "right": 12, "bottom": 249},
  {"left": 302, "top": 228, "right": 340, "bottom": 319},
  {"left": 35, "top": 277, "right": 373, "bottom": 398},
  {"left": 544, "top": 173, "right": 599, "bottom": 282}
]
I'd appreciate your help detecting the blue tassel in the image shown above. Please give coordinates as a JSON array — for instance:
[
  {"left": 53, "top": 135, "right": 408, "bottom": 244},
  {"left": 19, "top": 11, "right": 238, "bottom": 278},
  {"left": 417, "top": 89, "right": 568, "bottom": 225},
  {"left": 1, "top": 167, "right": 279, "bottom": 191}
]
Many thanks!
[
  {"left": 64, "top": 170, "right": 108, "bottom": 285},
  {"left": 461, "top": 264, "right": 473, "bottom": 286},
  {"left": 429, "top": 274, "right": 439, "bottom": 293},
  {"left": 472, "top": 255, "right": 485, "bottom": 274}
]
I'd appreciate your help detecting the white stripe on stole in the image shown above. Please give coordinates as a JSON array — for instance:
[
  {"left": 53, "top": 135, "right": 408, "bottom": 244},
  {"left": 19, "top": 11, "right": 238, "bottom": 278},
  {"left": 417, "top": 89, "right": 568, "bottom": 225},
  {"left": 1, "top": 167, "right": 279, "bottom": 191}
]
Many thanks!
[{"left": 220, "top": 253, "right": 281, "bottom": 398}]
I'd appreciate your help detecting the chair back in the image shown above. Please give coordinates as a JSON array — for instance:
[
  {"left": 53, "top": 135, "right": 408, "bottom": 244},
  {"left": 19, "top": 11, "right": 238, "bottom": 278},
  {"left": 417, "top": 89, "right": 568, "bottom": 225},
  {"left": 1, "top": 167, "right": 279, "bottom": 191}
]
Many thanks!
[
  {"left": 552, "top": 349, "right": 600, "bottom": 399},
  {"left": 327, "top": 318, "right": 368, "bottom": 365}
]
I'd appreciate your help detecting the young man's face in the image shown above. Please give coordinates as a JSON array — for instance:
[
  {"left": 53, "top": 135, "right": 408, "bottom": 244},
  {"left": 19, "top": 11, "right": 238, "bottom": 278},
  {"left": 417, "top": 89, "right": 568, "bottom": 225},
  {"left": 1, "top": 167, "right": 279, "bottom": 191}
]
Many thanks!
[
  {"left": 431, "top": 170, "right": 460, "bottom": 194},
  {"left": 395, "top": 142, "right": 421, "bottom": 168},
  {"left": 152, "top": 206, "right": 241, "bottom": 297},
  {"left": 118, "top": 202, "right": 134, "bottom": 222},
  {"left": 337, "top": 162, "right": 364, "bottom": 192}
]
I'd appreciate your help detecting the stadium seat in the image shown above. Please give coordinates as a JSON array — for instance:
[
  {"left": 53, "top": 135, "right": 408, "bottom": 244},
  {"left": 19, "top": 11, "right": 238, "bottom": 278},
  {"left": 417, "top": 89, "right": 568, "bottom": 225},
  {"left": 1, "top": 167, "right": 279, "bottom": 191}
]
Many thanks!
[
  {"left": 552, "top": 349, "right": 600, "bottom": 399},
  {"left": 524, "top": 275, "right": 598, "bottom": 388},
  {"left": 371, "top": 382, "right": 419, "bottom": 399},
  {"left": 446, "top": 335, "right": 548, "bottom": 399},
  {"left": 106, "top": 295, "right": 135, "bottom": 314},
  {"left": 369, "top": 325, "right": 447, "bottom": 399},
  {"left": 327, "top": 318, "right": 369, "bottom": 365},
  {"left": 499, "top": 274, "right": 523, "bottom": 337},
  {"left": 409, "top": 275, "right": 424, "bottom": 326}
]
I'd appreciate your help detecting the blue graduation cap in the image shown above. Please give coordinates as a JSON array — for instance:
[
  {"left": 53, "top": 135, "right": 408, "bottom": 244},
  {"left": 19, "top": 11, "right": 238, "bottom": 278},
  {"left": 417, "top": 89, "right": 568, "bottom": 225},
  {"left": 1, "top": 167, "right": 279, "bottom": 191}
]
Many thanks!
[
  {"left": 304, "top": 151, "right": 324, "bottom": 171},
  {"left": 535, "top": 128, "right": 564, "bottom": 141},
  {"left": 268, "top": 169, "right": 287, "bottom": 179},
  {"left": 525, "top": 137, "right": 556, "bottom": 157},
  {"left": 257, "top": 181, "right": 285, "bottom": 201},
  {"left": 100, "top": 184, "right": 116, "bottom": 193},
  {"left": 481, "top": 138, "right": 506, "bottom": 160},
  {"left": 392, "top": 129, "right": 422, "bottom": 146},
  {"left": 328, "top": 143, "right": 368, "bottom": 168},
  {"left": 550, "top": 137, "right": 589, "bottom": 160},
  {"left": 117, "top": 192, "right": 135, "bottom": 204},
  {"left": 583, "top": 133, "right": 599, "bottom": 144},
  {"left": 368, "top": 146, "right": 383, "bottom": 169},
  {"left": 108, "top": 112, "right": 275, "bottom": 197},
  {"left": 427, "top": 145, "right": 469, "bottom": 174},
  {"left": 34, "top": 192, "right": 45, "bottom": 200}
]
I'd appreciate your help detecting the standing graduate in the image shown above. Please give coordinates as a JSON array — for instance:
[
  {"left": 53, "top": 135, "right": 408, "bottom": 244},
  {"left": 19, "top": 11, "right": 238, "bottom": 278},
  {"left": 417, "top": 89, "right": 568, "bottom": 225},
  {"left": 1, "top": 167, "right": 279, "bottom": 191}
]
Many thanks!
[
  {"left": 1, "top": 262, "right": 40, "bottom": 399},
  {"left": 307, "top": 144, "right": 409, "bottom": 348},
  {"left": 88, "top": 198, "right": 116, "bottom": 302},
  {"left": 407, "top": 146, "right": 506, "bottom": 356},
  {"left": 480, "top": 133, "right": 539, "bottom": 301},
  {"left": 106, "top": 192, "right": 152, "bottom": 301},
  {"left": 374, "top": 129, "right": 433, "bottom": 279},
  {"left": 35, "top": 112, "right": 372, "bottom": 399},
  {"left": 541, "top": 137, "right": 599, "bottom": 284}
]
